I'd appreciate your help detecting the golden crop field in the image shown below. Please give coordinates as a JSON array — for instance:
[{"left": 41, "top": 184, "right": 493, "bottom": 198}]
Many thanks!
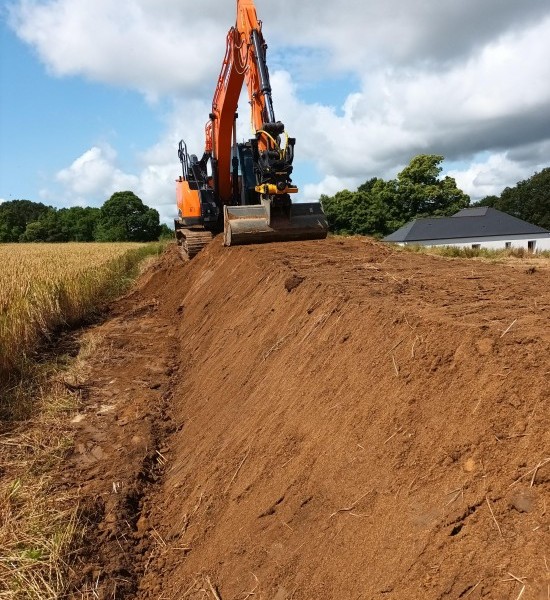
[{"left": 0, "top": 242, "right": 162, "bottom": 380}]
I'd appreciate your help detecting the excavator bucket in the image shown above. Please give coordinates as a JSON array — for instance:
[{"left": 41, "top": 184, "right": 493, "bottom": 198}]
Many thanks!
[{"left": 223, "top": 200, "right": 328, "bottom": 246}]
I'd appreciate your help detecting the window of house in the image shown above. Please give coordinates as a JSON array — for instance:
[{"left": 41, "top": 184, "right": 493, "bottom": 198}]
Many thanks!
[
  {"left": 471, "top": 244, "right": 481, "bottom": 249},
  {"left": 505, "top": 242, "right": 511, "bottom": 249},
  {"left": 528, "top": 240, "right": 536, "bottom": 252}
]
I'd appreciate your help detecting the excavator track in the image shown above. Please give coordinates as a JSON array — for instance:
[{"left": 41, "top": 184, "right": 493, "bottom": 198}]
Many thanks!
[{"left": 176, "top": 228, "right": 213, "bottom": 260}]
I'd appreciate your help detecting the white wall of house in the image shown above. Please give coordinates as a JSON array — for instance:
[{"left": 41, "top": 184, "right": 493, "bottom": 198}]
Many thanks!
[{"left": 402, "top": 232, "right": 550, "bottom": 251}]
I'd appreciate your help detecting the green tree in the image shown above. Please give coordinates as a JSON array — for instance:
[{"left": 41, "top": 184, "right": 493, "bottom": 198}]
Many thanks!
[
  {"left": 19, "top": 220, "right": 50, "bottom": 242},
  {"left": 20, "top": 208, "right": 69, "bottom": 242},
  {"left": 477, "top": 168, "right": 550, "bottom": 229},
  {"left": 96, "top": 192, "right": 161, "bottom": 242},
  {"left": 158, "top": 223, "right": 174, "bottom": 240},
  {"left": 320, "top": 155, "right": 469, "bottom": 237},
  {"left": 395, "top": 155, "right": 469, "bottom": 222},
  {"left": 59, "top": 206, "right": 100, "bottom": 241},
  {"left": 0, "top": 200, "right": 51, "bottom": 242}
]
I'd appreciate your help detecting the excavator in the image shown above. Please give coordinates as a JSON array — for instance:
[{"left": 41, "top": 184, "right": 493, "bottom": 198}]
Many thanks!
[{"left": 175, "top": 0, "right": 328, "bottom": 258}]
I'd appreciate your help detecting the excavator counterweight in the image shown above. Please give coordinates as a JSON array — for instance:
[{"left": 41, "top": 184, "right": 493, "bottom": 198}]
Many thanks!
[{"left": 174, "top": 0, "right": 328, "bottom": 258}]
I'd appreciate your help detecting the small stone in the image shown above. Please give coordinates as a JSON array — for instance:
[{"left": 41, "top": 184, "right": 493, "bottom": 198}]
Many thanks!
[
  {"left": 509, "top": 490, "right": 535, "bottom": 513},
  {"left": 284, "top": 274, "right": 305, "bottom": 292},
  {"left": 463, "top": 458, "right": 476, "bottom": 472}
]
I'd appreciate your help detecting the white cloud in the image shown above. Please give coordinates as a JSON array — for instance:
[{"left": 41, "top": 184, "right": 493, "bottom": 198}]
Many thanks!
[
  {"left": 56, "top": 145, "right": 139, "bottom": 203},
  {"left": 8, "top": 0, "right": 230, "bottom": 99},
  {"left": 447, "top": 153, "right": 547, "bottom": 201},
  {"left": 49, "top": 142, "right": 179, "bottom": 223}
]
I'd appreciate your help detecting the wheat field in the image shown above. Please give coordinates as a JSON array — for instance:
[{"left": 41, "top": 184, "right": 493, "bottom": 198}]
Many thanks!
[{"left": 0, "top": 242, "right": 162, "bottom": 381}]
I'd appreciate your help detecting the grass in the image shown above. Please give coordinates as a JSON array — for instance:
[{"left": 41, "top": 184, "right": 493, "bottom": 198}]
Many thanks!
[
  {"left": 0, "top": 335, "right": 95, "bottom": 600},
  {"left": 0, "top": 242, "right": 165, "bottom": 390},
  {"left": 0, "top": 242, "right": 167, "bottom": 599},
  {"left": 399, "top": 244, "right": 550, "bottom": 259}
]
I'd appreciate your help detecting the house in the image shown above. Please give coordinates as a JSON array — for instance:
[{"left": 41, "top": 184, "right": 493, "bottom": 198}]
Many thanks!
[{"left": 382, "top": 207, "right": 550, "bottom": 251}]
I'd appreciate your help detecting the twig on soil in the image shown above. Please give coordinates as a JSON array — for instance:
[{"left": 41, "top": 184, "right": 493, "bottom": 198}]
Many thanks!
[
  {"left": 384, "top": 427, "right": 403, "bottom": 444},
  {"left": 151, "top": 526, "right": 167, "bottom": 547},
  {"left": 411, "top": 335, "right": 423, "bottom": 358},
  {"left": 445, "top": 487, "right": 464, "bottom": 506},
  {"left": 516, "top": 585, "right": 526, "bottom": 600},
  {"left": 485, "top": 496, "right": 503, "bottom": 538},
  {"left": 206, "top": 576, "right": 223, "bottom": 600},
  {"left": 530, "top": 459, "right": 549, "bottom": 487},
  {"left": 500, "top": 318, "right": 517, "bottom": 337},
  {"left": 238, "top": 573, "right": 259, "bottom": 600},
  {"left": 181, "top": 492, "right": 204, "bottom": 535},
  {"left": 503, "top": 573, "right": 527, "bottom": 585},
  {"left": 224, "top": 447, "right": 251, "bottom": 493},
  {"left": 263, "top": 329, "right": 297, "bottom": 361},
  {"left": 391, "top": 354, "right": 399, "bottom": 377},
  {"left": 509, "top": 458, "right": 550, "bottom": 488},
  {"left": 462, "top": 580, "right": 482, "bottom": 598},
  {"left": 279, "top": 518, "right": 294, "bottom": 532},
  {"left": 182, "top": 577, "right": 201, "bottom": 598},
  {"left": 386, "top": 338, "right": 404, "bottom": 354},
  {"left": 329, "top": 491, "right": 371, "bottom": 519},
  {"left": 404, "top": 316, "right": 416, "bottom": 331},
  {"left": 472, "top": 397, "right": 483, "bottom": 414}
]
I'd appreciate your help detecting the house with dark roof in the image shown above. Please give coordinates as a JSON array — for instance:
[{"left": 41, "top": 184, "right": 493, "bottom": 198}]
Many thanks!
[{"left": 382, "top": 207, "right": 550, "bottom": 251}]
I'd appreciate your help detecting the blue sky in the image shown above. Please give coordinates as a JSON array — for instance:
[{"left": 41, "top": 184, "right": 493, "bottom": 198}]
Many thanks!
[
  {"left": 1, "top": 18, "right": 162, "bottom": 203},
  {"left": 2, "top": 0, "right": 550, "bottom": 224}
]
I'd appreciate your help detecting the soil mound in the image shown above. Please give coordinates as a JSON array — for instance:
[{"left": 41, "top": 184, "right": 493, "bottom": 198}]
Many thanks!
[{"left": 68, "top": 238, "right": 549, "bottom": 599}]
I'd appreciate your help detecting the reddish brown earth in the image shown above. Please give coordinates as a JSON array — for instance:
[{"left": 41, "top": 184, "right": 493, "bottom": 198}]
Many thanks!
[{"left": 66, "top": 238, "right": 549, "bottom": 600}]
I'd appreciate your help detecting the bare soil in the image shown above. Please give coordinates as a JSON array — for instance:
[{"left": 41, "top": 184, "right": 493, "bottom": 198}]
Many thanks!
[{"left": 65, "top": 238, "right": 549, "bottom": 600}]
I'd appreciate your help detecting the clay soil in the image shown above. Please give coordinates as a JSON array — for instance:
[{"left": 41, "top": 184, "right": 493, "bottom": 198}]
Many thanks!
[{"left": 64, "top": 238, "right": 549, "bottom": 600}]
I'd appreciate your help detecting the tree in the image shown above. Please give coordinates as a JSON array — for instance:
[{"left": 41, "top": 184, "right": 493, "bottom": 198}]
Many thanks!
[
  {"left": 0, "top": 200, "right": 51, "bottom": 242},
  {"left": 477, "top": 168, "right": 550, "bottom": 229},
  {"left": 395, "top": 155, "right": 469, "bottom": 222},
  {"left": 158, "top": 223, "right": 174, "bottom": 240},
  {"left": 59, "top": 207, "right": 100, "bottom": 241},
  {"left": 96, "top": 192, "right": 161, "bottom": 242},
  {"left": 320, "top": 155, "right": 470, "bottom": 237}
]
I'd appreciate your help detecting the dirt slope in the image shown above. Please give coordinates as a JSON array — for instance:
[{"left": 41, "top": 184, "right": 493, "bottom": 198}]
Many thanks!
[{"left": 67, "top": 238, "right": 549, "bottom": 600}]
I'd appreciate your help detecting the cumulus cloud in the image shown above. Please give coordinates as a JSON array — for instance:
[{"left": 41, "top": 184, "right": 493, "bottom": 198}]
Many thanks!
[
  {"left": 49, "top": 143, "right": 174, "bottom": 221},
  {"left": 56, "top": 145, "right": 139, "bottom": 203},
  {"left": 8, "top": 0, "right": 550, "bottom": 208},
  {"left": 448, "top": 154, "right": 531, "bottom": 200},
  {"left": 8, "top": 0, "right": 230, "bottom": 99}
]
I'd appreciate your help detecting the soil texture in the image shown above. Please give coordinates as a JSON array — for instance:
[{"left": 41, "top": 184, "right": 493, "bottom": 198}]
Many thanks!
[{"left": 65, "top": 238, "right": 549, "bottom": 599}]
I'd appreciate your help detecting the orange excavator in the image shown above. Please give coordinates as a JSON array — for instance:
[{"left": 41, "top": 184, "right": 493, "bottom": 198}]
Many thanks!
[{"left": 175, "top": 0, "right": 328, "bottom": 258}]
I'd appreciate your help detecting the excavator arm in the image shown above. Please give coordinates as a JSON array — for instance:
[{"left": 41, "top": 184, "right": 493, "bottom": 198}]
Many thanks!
[
  {"left": 208, "top": 0, "right": 293, "bottom": 204},
  {"left": 175, "top": 0, "right": 327, "bottom": 255}
]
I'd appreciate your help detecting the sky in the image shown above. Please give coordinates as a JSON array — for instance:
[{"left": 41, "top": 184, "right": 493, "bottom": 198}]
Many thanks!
[{"left": 1, "top": 0, "right": 550, "bottom": 225}]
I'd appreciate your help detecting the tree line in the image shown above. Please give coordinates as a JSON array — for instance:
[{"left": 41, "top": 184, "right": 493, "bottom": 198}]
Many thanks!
[
  {"left": 3, "top": 159, "right": 547, "bottom": 243},
  {"left": 0, "top": 192, "right": 172, "bottom": 243},
  {"left": 477, "top": 166, "right": 550, "bottom": 230},
  {"left": 320, "top": 155, "right": 549, "bottom": 237}
]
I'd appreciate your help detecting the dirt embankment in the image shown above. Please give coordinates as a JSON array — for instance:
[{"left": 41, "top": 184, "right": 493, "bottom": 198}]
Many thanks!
[{"left": 66, "top": 238, "right": 549, "bottom": 600}]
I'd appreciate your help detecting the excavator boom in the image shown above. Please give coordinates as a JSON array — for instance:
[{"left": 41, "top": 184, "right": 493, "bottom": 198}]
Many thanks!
[{"left": 175, "top": 0, "right": 328, "bottom": 257}]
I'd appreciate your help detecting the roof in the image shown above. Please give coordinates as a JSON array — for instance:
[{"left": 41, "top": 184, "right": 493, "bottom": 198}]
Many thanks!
[{"left": 383, "top": 207, "right": 549, "bottom": 242}]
